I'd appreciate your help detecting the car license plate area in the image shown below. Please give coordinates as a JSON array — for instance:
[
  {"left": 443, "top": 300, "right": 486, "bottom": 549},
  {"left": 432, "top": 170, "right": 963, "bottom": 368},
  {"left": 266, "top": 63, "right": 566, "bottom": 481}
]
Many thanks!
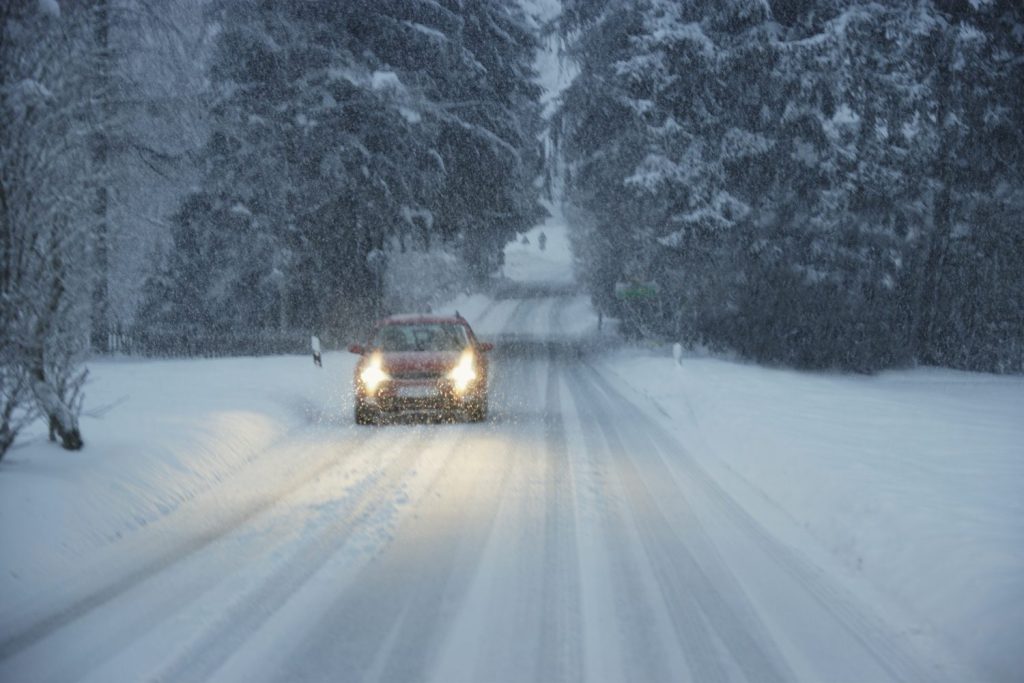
[{"left": 397, "top": 384, "right": 437, "bottom": 399}]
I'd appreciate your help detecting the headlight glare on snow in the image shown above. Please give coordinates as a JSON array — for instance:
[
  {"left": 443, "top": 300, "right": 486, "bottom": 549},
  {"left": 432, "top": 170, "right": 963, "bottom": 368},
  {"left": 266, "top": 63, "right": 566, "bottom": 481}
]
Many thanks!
[
  {"left": 448, "top": 350, "right": 477, "bottom": 393},
  {"left": 360, "top": 354, "right": 389, "bottom": 392}
]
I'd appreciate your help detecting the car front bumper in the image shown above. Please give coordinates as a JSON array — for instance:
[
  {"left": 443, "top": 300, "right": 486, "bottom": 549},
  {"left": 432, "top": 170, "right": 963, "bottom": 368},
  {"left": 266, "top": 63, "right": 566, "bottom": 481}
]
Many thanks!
[{"left": 358, "top": 379, "right": 484, "bottom": 413}]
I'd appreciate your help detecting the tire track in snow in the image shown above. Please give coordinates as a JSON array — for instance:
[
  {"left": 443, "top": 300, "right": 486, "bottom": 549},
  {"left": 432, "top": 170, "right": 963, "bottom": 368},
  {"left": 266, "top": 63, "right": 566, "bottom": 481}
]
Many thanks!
[
  {"left": 0, "top": 426, "right": 425, "bottom": 683},
  {"left": 0, "top": 424, "right": 381, "bottom": 665},
  {"left": 570, "top": 365, "right": 795, "bottom": 683},
  {"left": 583, "top": 364, "right": 959, "bottom": 683},
  {"left": 156, "top": 427, "right": 462, "bottom": 683},
  {"left": 535, "top": 294, "right": 584, "bottom": 682},
  {"left": 565, "top": 367, "right": 730, "bottom": 682},
  {"left": 561, "top": 374, "right": 683, "bottom": 682},
  {"left": 444, "top": 294, "right": 580, "bottom": 682},
  {"left": 429, "top": 359, "right": 547, "bottom": 682},
  {"left": 466, "top": 294, "right": 500, "bottom": 328},
  {"left": 535, "top": 360, "right": 584, "bottom": 683},
  {"left": 279, "top": 354, "right": 536, "bottom": 683}
]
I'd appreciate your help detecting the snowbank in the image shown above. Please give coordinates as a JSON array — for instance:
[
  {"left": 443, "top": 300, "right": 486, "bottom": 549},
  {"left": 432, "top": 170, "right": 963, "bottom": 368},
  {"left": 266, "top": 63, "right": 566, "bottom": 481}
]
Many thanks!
[
  {"left": 602, "top": 350, "right": 1024, "bottom": 682},
  {"left": 0, "top": 353, "right": 356, "bottom": 596}
]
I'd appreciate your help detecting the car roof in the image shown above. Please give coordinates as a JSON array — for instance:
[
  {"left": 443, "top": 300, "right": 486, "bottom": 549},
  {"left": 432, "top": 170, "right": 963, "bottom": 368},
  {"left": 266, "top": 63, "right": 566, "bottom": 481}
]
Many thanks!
[{"left": 378, "top": 314, "right": 469, "bottom": 326}]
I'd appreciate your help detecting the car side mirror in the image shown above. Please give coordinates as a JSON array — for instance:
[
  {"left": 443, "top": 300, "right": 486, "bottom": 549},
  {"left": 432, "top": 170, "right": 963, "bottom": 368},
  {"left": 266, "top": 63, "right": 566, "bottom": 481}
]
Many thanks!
[
  {"left": 478, "top": 342, "right": 494, "bottom": 352},
  {"left": 348, "top": 343, "right": 365, "bottom": 355}
]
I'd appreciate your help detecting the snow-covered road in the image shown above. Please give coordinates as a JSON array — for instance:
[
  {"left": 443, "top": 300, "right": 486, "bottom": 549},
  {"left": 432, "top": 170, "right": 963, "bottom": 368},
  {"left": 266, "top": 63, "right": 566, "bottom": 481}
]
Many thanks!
[{"left": 0, "top": 294, "right": 995, "bottom": 682}]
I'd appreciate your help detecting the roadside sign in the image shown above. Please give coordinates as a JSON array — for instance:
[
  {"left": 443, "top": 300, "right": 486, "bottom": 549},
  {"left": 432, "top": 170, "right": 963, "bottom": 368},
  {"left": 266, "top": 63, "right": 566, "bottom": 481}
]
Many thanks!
[{"left": 614, "top": 281, "right": 659, "bottom": 300}]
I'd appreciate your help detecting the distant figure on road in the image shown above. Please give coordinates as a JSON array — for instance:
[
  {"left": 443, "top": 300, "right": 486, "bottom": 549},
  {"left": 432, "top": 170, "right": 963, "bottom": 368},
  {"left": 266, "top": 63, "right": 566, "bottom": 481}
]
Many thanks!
[
  {"left": 538, "top": 231, "right": 547, "bottom": 251},
  {"left": 311, "top": 335, "right": 322, "bottom": 367},
  {"left": 521, "top": 234, "right": 530, "bottom": 245}
]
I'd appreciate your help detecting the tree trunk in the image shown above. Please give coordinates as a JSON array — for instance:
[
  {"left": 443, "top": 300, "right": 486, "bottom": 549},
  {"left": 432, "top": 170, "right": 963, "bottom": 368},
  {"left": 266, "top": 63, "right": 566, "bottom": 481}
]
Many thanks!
[
  {"left": 0, "top": 422, "right": 14, "bottom": 461},
  {"left": 916, "top": 184, "right": 952, "bottom": 364},
  {"left": 90, "top": 0, "right": 112, "bottom": 351},
  {"left": 31, "top": 373, "right": 83, "bottom": 451},
  {"left": 913, "top": 37, "right": 955, "bottom": 365}
]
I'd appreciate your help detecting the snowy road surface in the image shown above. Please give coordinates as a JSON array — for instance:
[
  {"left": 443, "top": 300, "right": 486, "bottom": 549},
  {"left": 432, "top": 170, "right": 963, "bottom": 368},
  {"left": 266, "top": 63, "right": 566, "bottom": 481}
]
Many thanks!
[{"left": 0, "top": 293, "right": 987, "bottom": 682}]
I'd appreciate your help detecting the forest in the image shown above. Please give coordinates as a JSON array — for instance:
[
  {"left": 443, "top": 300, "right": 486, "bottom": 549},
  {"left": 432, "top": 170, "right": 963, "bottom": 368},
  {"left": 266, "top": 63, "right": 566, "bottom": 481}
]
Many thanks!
[
  {"left": 559, "top": 0, "right": 1024, "bottom": 372},
  {"left": 2, "top": 0, "right": 1022, "bottom": 455}
]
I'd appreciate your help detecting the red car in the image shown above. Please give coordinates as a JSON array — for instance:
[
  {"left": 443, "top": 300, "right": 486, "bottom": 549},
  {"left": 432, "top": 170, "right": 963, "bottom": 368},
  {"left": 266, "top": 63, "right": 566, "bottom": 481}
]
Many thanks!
[{"left": 348, "top": 313, "right": 493, "bottom": 424}]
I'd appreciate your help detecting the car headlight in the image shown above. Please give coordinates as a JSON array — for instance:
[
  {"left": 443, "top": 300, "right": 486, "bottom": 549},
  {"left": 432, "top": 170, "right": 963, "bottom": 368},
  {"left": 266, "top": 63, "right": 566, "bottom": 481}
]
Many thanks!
[
  {"left": 360, "top": 354, "right": 389, "bottom": 392},
  {"left": 448, "top": 350, "right": 477, "bottom": 393}
]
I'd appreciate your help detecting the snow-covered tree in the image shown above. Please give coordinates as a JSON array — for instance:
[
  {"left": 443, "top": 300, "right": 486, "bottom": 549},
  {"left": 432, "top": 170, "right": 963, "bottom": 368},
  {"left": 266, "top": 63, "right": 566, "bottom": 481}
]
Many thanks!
[
  {"left": 560, "top": 0, "right": 1024, "bottom": 372},
  {"left": 1, "top": 0, "right": 98, "bottom": 455},
  {"left": 909, "top": 0, "right": 1024, "bottom": 370},
  {"left": 87, "top": 0, "right": 210, "bottom": 345},
  {"left": 142, "top": 0, "right": 542, "bottom": 343}
]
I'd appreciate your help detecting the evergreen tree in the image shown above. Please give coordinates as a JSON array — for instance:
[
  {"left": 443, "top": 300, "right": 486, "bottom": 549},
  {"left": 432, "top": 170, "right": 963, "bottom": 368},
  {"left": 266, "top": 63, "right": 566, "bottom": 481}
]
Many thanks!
[
  {"left": 143, "top": 0, "right": 542, "bottom": 342},
  {"left": 559, "top": 0, "right": 1024, "bottom": 372}
]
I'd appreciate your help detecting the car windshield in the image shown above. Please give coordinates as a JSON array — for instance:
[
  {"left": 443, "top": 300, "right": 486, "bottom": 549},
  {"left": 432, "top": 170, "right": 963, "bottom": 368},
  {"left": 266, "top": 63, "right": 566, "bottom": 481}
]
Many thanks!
[{"left": 373, "top": 323, "right": 468, "bottom": 352}]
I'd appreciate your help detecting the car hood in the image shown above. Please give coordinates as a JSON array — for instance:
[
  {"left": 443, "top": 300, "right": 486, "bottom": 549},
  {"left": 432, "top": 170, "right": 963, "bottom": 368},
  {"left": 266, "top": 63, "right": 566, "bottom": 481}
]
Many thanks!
[{"left": 380, "top": 351, "right": 461, "bottom": 376}]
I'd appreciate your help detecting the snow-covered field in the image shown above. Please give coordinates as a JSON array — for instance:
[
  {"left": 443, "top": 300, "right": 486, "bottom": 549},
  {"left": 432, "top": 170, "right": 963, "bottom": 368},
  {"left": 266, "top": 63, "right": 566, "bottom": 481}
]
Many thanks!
[{"left": 604, "top": 350, "right": 1024, "bottom": 681}]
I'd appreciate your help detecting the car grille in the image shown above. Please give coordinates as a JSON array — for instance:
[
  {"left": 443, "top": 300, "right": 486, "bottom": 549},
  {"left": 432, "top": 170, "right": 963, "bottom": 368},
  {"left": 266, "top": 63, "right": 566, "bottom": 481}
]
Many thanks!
[{"left": 391, "top": 370, "right": 443, "bottom": 380}]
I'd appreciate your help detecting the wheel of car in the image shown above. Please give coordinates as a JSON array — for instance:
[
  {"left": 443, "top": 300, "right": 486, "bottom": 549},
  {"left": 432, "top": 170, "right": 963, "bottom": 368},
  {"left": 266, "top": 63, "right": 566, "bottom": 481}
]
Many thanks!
[
  {"left": 355, "top": 403, "right": 376, "bottom": 425},
  {"left": 468, "top": 397, "right": 488, "bottom": 422}
]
